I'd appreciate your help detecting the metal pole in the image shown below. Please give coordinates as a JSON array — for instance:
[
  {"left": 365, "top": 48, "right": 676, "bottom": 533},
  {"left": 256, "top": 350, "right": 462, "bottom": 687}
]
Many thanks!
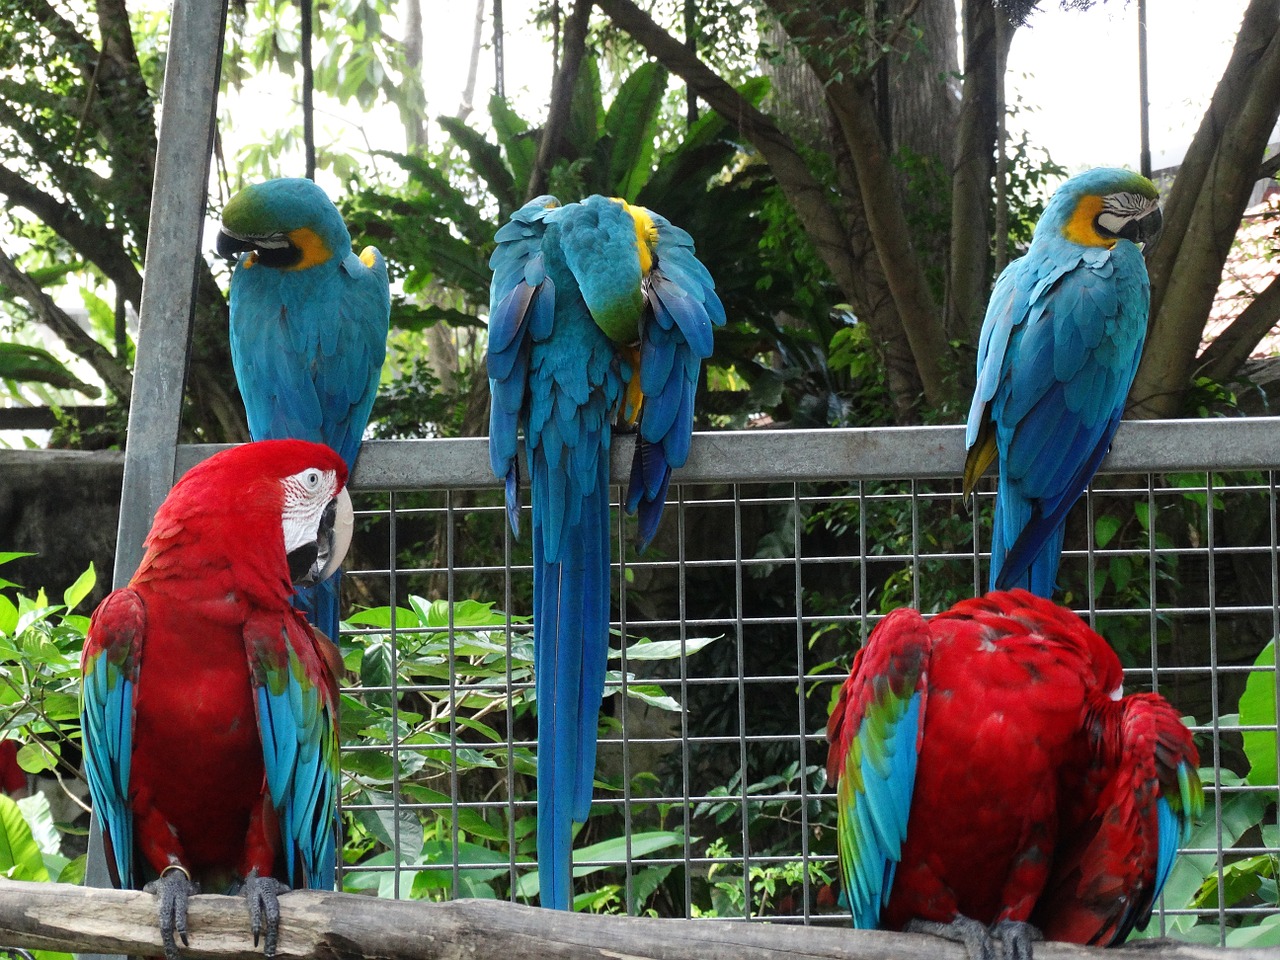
[
  {"left": 1138, "top": 0, "right": 1152, "bottom": 179},
  {"left": 88, "top": 0, "right": 230, "bottom": 927},
  {"left": 109, "top": 0, "right": 229, "bottom": 591}
]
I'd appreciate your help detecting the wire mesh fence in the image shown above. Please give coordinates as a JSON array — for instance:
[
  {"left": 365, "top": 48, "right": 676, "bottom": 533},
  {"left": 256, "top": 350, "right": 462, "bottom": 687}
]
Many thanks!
[{"left": 182, "top": 418, "right": 1280, "bottom": 946}]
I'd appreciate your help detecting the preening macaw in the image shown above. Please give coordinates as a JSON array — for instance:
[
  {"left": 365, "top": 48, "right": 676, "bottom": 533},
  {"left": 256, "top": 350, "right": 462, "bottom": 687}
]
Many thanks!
[
  {"left": 826, "top": 589, "right": 1201, "bottom": 960},
  {"left": 487, "top": 194, "right": 725, "bottom": 909},
  {"left": 964, "top": 168, "right": 1162, "bottom": 598},
  {"left": 217, "top": 177, "right": 390, "bottom": 640},
  {"left": 81, "top": 440, "right": 353, "bottom": 960}
]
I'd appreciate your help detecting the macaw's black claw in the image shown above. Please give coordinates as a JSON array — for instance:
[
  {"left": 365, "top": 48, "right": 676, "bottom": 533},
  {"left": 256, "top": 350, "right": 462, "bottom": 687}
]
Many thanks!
[
  {"left": 908, "top": 915, "right": 1001, "bottom": 960},
  {"left": 239, "top": 868, "right": 290, "bottom": 958},
  {"left": 143, "top": 866, "right": 200, "bottom": 960}
]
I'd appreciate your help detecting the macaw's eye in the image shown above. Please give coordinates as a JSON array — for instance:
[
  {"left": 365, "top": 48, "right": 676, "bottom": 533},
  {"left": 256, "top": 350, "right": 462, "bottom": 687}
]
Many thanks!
[{"left": 304, "top": 469, "right": 322, "bottom": 490}]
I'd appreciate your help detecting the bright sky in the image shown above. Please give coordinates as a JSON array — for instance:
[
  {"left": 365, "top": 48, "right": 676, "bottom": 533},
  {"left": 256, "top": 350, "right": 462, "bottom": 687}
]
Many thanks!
[{"left": 1008, "top": 0, "right": 1249, "bottom": 172}]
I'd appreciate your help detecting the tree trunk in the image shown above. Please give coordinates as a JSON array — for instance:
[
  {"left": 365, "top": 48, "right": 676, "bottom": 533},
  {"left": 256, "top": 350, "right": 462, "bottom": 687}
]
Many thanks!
[
  {"left": 946, "top": 0, "right": 1009, "bottom": 345},
  {"left": 1131, "top": 0, "right": 1280, "bottom": 417}
]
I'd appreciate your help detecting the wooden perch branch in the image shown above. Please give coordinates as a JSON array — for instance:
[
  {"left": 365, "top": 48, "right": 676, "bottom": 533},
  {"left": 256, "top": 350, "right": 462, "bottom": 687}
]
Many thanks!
[{"left": 0, "top": 880, "right": 1269, "bottom": 960}]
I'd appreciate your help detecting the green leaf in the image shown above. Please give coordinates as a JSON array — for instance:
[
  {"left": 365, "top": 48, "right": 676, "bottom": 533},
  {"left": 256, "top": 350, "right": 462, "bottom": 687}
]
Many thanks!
[
  {"left": 17, "top": 793, "right": 61, "bottom": 856},
  {"left": 1240, "top": 639, "right": 1277, "bottom": 787},
  {"left": 1227, "top": 914, "right": 1280, "bottom": 947},
  {"left": 489, "top": 96, "right": 535, "bottom": 211},
  {"left": 16, "top": 743, "right": 55, "bottom": 775},
  {"left": 0, "top": 343, "right": 100, "bottom": 397},
  {"left": 565, "top": 56, "right": 603, "bottom": 159},
  {"left": 437, "top": 115, "right": 517, "bottom": 218},
  {"left": 0, "top": 794, "right": 50, "bottom": 882},
  {"left": 615, "top": 635, "right": 719, "bottom": 661},
  {"left": 62, "top": 564, "right": 96, "bottom": 613},
  {"left": 513, "top": 830, "right": 688, "bottom": 898},
  {"left": 1094, "top": 513, "right": 1121, "bottom": 549},
  {"left": 604, "top": 61, "right": 667, "bottom": 199},
  {"left": 353, "top": 789, "right": 424, "bottom": 865}
]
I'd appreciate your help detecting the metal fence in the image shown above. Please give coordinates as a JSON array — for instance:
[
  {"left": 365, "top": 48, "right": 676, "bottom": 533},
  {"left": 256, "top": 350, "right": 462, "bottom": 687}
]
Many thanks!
[{"left": 180, "top": 417, "right": 1280, "bottom": 945}]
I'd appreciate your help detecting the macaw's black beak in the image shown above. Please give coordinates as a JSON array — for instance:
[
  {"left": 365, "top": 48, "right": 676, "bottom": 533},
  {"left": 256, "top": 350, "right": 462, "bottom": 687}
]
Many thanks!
[
  {"left": 289, "top": 489, "right": 354, "bottom": 586},
  {"left": 1121, "top": 206, "right": 1163, "bottom": 247},
  {"left": 216, "top": 229, "right": 255, "bottom": 263}
]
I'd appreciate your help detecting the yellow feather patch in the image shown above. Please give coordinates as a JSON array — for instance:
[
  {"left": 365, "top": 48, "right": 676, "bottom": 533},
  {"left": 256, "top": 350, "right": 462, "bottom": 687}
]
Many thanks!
[
  {"left": 613, "top": 198, "right": 658, "bottom": 275},
  {"left": 243, "top": 251, "right": 259, "bottom": 269},
  {"left": 359, "top": 245, "right": 380, "bottom": 269},
  {"left": 1061, "top": 195, "right": 1116, "bottom": 248},
  {"left": 286, "top": 227, "right": 332, "bottom": 271}
]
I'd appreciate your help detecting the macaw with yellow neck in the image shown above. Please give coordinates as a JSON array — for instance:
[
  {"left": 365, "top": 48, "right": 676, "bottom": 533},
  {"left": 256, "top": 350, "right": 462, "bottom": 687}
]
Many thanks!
[
  {"left": 487, "top": 195, "right": 724, "bottom": 908},
  {"left": 964, "top": 167, "right": 1162, "bottom": 597}
]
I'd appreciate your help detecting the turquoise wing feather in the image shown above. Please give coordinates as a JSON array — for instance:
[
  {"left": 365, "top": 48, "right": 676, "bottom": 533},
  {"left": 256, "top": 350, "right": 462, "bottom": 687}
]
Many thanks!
[
  {"left": 245, "top": 611, "right": 341, "bottom": 890},
  {"left": 826, "top": 608, "right": 931, "bottom": 929},
  {"left": 80, "top": 588, "right": 145, "bottom": 889},
  {"left": 627, "top": 211, "right": 726, "bottom": 549}
]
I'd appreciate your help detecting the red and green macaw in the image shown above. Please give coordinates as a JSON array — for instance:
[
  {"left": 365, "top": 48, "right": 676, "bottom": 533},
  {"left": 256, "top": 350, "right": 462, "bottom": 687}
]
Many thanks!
[
  {"left": 826, "top": 589, "right": 1201, "bottom": 959},
  {"left": 80, "top": 440, "right": 353, "bottom": 960},
  {"left": 487, "top": 194, "right": 724, "bottom": 909},
  {"left": 964, "top": 168, "right": 1163, "bottom": 597},
  {"left": 217, "top": 177, "right": 389, "bottom": 640}
]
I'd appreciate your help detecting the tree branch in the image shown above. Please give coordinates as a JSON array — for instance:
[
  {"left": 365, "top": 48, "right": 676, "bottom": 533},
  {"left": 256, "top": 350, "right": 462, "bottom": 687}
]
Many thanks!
[
  {"left": 0, "top": 164, "right": 143, "bottom": 309},
  {"left": 1197, "top": 272, "right": 1280, "bottom": 382},
  {"left": 0, "top": 245, "right": 133, "bottom": 402},
  {"left": 0, "top": 880, "right": 1264, "bottom": 960}
]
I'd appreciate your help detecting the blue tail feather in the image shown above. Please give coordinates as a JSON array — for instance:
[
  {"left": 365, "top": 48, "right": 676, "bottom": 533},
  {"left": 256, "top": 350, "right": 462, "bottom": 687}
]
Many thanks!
[
  {"left": 533, "top": 443, "right": 612, "bottom": 910},
  {"left": 293, "top": 570, "right": 342, "bottom": 641}
]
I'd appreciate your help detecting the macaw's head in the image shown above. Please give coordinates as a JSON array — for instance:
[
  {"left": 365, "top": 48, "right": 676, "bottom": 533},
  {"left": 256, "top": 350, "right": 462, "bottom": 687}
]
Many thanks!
[
  {"left": 141, "top": 439, "right": 354, "bottom": 592},
  {"left": 216, "top": 178, "right": 352, "bottom": 272},
  {"left": 1041, "top": 166, "right": 1163, "bottom": 250}
]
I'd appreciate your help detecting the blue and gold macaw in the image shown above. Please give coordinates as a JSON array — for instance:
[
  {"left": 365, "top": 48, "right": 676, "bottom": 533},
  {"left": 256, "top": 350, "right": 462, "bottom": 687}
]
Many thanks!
[
  {"left": 217, "top": 177, "right": 390, "bottom": 640},
  {"left": 964, "top": 167, "right": 1162, "bottom": 597},
  {"left": 487, "top": 195, "right": 724, "bottom": 909}
]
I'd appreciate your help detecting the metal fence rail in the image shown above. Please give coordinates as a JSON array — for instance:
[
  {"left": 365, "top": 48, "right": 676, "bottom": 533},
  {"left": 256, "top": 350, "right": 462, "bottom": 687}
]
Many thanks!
[{"left": 183, "top": 418, "right": 1280, "bottom": 943}]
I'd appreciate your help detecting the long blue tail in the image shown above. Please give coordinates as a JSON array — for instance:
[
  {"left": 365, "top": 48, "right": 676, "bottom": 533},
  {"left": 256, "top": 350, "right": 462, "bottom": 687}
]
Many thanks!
[
  {"left": 990, "top": 490, "right": 1065, "bottom": 599},
  {"left": 531, "top": 442, "right": 611, "bottom": 910},
  {"left": 294, "top": 570, "right": 342, "bottom": 641}
]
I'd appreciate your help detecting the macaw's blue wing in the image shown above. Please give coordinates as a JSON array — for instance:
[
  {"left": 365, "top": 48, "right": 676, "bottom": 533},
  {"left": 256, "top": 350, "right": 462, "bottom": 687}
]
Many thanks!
[
  {"left": 965, "top": 241, "right": 1149, "bottom": 597},
  {"left": 625, "top": 211, "right": 726, "bottom": 551},
  {"left": 487, "top": 196, "right": 560, "bottom": 536},
  {"left": 245, "top": 611, "right": 341, "bottom": 891},
  {"left": 826, "top": 607, "right": 930, "bottom": 930},
  {"left": 80, "top": 589, "right": 144, "bottom": 890}
]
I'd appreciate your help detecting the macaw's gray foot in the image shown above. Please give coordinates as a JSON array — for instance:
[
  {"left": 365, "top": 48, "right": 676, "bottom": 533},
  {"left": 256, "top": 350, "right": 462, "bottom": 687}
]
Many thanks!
[
  {"left": 238, "top": 867, "right": 290, "bottom": 958},
  {"left": 991, "top": 919, "right": 1043, "bottom": 960},
  {"left": 908, "top": 915, "right": 999, "bottom": 960},
  {"left": 143, "top": 865, "right": 200, "bottom": 960}
]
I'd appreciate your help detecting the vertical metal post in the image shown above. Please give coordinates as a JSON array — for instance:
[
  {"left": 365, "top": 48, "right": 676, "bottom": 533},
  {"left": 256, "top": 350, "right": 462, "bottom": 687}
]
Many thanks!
[
  {"left": 109, "top": 0, "right": 229, "bottom": 590},
  {"left": 88, "top": 0, "right": 230, "bottom": 919},
  {"left": 1138, "top": 0, "right": 1152, "bottom": 179}
]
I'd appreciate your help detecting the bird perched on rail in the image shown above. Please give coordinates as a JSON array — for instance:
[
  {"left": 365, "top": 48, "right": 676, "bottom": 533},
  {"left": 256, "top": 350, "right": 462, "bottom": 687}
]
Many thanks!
[
  {"left": 217, "top": 176, "right": 389, "bottom": 640},
  {"left": 964, "top": 167, "right": 1162, "bottom": 597},
  {"left": 826, "top": 589, "right": 1201, "bottom": 960},
  {"left": 81, "top": 440, "right": 353, "bottom": 960},
  {"left": 487, "top": 194, "right": 725, "bottom": 909}
]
